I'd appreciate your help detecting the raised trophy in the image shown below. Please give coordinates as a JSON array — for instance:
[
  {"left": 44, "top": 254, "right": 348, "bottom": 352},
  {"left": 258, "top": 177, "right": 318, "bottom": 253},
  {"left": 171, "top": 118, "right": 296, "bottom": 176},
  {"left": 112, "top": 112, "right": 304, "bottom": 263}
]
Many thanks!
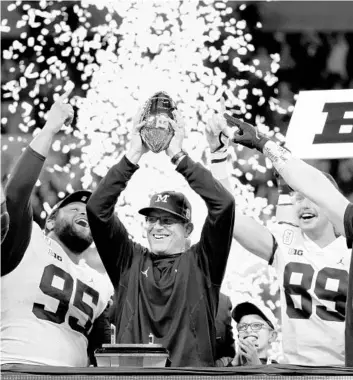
[{"left": 139, "top": 91, "right": 177, "bottom": 153}]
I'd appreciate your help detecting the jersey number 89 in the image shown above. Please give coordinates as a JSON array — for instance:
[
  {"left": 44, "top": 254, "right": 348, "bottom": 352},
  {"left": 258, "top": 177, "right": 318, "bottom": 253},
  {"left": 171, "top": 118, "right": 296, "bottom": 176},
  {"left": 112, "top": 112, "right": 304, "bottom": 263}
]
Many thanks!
[
  {"left": 32, "top": 264, "right": 99, "bottom": 336},
  {"left": 283, "top": 262, "right": 348, "bottom": 321}
]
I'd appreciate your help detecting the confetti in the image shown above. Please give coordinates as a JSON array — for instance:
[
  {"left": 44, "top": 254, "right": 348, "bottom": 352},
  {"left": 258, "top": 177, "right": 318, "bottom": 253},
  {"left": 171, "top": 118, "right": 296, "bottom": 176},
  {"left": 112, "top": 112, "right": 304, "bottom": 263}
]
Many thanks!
[{"left": 1, "top": 1, "right": 289, "bottom": 360}]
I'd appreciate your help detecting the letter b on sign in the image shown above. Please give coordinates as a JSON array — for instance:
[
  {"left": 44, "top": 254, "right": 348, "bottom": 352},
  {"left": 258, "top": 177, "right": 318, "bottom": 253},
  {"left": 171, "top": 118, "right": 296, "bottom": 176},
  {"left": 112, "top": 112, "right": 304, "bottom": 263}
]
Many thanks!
[{"left": 313, "top": 102, "right": 353, "bottom": 144}]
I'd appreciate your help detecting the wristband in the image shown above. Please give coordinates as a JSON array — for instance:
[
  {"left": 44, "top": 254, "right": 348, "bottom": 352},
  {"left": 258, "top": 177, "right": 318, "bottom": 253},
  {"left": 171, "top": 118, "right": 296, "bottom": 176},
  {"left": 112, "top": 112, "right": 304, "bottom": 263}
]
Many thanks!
[
  {"left": 210, "top": 150, "right": 228, "bottom": 164},
  {"left": 171, "top": 151, "right": 187, "bottom": 165},
  {"left": 256, "top": 135, "right": 270, "bottom": 153},
  {"left": 211, "top": 152, "right": 228, "bottom": 180}
]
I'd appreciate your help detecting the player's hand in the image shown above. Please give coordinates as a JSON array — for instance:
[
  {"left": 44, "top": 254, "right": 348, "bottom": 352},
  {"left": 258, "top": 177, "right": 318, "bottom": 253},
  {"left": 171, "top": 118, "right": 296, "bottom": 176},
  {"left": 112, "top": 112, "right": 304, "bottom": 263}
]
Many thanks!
[
  {"left": 224, "top": 114, "right": 269, "bottom": 153},
  {"left": 206, "top": 97, "right": 232, "bottom": 153},
  {"left": 166, "top": 110, "right": 185, "bottom": 158},
  {"left": 206, "top": 117, "right": 229, "bottom": 153},
  {"left": 126, "top": 106, "right": 149, "bottom": 164},
  {"left": 238, "top": 337, "right": 262, "bottom": 366},
  {"left": 44, "top": 86, "right": 74, "bottom": 135}
]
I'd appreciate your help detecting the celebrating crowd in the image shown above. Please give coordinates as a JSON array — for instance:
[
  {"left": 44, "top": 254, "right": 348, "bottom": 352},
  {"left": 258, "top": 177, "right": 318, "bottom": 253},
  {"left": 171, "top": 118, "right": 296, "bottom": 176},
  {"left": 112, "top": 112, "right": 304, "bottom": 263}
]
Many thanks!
[{"left": 1, "top": 89, "right": 352, "bottom": 368}]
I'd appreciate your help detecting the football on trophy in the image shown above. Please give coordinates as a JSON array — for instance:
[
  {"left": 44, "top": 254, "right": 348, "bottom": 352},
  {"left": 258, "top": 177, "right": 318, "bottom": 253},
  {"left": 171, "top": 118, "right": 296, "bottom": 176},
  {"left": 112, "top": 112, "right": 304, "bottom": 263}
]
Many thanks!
[{"left": 139, "top": 91, "right": 176, "bottom": 153}]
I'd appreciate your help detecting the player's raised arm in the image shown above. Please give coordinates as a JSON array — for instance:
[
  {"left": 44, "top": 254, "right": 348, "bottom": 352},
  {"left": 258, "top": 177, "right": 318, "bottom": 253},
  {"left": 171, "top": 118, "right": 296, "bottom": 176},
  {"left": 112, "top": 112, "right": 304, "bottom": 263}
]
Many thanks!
[
  {"left": 225, "top": 115, "right": 352, "bottom": 239},
  {"left": 2, "top": 86, "right": 75, "bottom": 276},
  {"left": 1, "top": 184, "right": 9, "bottom": 244},
  {"left": 86, "top": 108, "right": 149, "bottom": 285},
  {"left": 166, "top": 111, "right": 235, "bottom": 286},
  {"left": 205, "top": 107, "right": 275, "bottom": 263}
]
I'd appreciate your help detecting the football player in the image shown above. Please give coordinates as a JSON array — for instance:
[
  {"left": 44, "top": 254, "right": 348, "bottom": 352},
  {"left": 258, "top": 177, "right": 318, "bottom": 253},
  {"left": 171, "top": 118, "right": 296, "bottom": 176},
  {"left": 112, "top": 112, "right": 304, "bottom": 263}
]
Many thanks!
[
  {"left": 224, "top": 114, "right": 353, "bottom": 367},
  {"left": 205, "top": 104, "right": 351, "bottom": 365},
  {"left": 1, "top": 88, "right": 112, "bottom": 367}
]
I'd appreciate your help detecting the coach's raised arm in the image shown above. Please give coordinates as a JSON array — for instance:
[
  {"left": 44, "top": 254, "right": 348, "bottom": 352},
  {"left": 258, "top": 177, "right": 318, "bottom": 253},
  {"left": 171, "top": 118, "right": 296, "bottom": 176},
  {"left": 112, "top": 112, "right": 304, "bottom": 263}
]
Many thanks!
[{"left": 86, "top": 105, "right": 235, "bottom": 367}]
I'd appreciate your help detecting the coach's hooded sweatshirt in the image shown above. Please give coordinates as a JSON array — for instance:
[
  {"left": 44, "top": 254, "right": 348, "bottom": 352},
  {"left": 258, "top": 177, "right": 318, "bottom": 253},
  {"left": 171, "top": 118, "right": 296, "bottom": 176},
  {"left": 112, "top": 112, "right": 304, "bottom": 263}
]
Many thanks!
[{"left": 87, "top": 155, "right": 235, "bottom": 367}]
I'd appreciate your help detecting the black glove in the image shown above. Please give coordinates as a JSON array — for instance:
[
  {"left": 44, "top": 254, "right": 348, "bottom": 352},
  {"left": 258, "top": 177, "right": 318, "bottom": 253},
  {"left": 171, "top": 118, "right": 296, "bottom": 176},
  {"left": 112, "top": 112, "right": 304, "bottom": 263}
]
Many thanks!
[{"left": 224, "top": 114, "right": 269, "bottom": 153}]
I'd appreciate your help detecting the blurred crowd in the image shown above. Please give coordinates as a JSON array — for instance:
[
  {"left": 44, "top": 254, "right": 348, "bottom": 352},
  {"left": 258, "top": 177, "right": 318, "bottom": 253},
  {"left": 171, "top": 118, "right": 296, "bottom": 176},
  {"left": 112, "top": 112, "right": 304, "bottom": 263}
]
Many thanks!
[{"left": 1, "top": 1, "right": 353, "bottom": 369}]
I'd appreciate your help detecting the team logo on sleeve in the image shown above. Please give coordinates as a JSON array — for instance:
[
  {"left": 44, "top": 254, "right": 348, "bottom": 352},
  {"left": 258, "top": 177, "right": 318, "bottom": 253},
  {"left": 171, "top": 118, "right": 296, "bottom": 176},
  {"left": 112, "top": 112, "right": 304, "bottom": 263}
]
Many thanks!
[{"left": 283, "top": 230, "right": 294, "bottom": 245}]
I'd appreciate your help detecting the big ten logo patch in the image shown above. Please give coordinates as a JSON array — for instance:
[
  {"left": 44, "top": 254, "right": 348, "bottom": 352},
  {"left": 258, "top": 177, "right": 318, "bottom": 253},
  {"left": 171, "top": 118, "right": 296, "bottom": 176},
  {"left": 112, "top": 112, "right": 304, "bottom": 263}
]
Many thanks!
[
  {"left": 313, "top": 102, "right": 353, "bottom": 144},
  {"left": 283, "top": 230, "right": 294, "bottom": 245},
  {"left": 288, "top": 248, "right": 303, "bottom": 256},
  {"left": 48, "top": 248, "right": 62, "bottom": 262}
]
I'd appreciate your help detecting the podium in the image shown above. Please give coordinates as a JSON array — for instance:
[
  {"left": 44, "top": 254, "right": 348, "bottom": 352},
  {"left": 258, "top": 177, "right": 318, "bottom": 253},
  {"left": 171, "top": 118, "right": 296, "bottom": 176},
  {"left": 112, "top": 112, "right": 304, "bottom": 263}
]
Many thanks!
[{"left": 94, "top": 344, "right": 169, "bottom": 367}]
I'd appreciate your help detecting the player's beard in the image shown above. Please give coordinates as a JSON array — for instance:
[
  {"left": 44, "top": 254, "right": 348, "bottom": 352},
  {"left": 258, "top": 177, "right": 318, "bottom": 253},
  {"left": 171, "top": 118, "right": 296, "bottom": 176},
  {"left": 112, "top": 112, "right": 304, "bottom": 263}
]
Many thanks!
[{"left": 54, "top": 221, "right": 93, "bottom": 255}]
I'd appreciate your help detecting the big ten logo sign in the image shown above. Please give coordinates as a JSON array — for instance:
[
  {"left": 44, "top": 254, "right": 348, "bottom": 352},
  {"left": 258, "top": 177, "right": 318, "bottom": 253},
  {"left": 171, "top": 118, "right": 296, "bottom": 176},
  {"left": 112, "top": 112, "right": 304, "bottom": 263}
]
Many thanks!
[
  {"left": 313, "top": 102, "right": 353, "bottom": 144},
  {"left": 285, "top": 90, "right": 353, "bottom": 159}
]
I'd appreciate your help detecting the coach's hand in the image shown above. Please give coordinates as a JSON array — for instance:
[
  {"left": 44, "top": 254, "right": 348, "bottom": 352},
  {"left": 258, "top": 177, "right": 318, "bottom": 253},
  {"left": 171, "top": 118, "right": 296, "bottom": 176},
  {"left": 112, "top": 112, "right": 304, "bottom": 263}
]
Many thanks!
[
  {"left": 44, "top": 86, "right": 74, "bottom": 135},
  {"left": 166, "top": 110, "right": 185, "bottom": 157},
  {"left": 126, "top": 106, "right": 149, "bottom": 165},
  {"left": 224, "top": 114, "right": 269, "bottom": 153}
]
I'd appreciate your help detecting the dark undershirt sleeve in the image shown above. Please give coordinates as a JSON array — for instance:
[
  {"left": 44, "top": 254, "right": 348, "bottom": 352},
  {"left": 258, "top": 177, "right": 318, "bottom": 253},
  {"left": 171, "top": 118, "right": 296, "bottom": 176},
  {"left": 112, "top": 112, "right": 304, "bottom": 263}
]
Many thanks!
[
  {"left": 1, "top": 201, "right": 10, "bottom": 244},
  {"left": 344, "top": 203, "right": 353, "bottom": 366},
  {"left": 87, "top": 306, "right": 111, "bottom": 366},
  {"left": 344, "top": 203, "right": 353, "bottom": 248},
  {"left": 1, "top": 146, "right": 45, "bottom": 276},
  {"left": 268, "top": 234, "right": 278, "bottom": 266}
]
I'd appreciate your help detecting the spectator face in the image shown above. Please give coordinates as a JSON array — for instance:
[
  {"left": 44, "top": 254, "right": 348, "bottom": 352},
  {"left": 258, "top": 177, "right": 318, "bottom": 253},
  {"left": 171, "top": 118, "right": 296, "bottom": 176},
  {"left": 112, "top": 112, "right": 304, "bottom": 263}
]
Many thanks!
[
  {"left": 291, "top": 192, "right": 332, "bottom": 235},
  {"left": 145, "top": 210, "right": 191, "bottom": 255},
  {"left": 237, "top": 314, "right": 276, "bottom": 354},
  {"left": 51, "top": 202, "right": 93, "bottom": 254}
]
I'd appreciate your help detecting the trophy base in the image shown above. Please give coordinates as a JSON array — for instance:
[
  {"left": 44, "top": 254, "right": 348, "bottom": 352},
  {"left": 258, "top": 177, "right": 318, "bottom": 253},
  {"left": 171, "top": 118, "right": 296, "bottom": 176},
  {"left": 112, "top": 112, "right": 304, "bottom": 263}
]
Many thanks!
[{"left": 94, "top": 344, "right": 169, "bottom": 368}]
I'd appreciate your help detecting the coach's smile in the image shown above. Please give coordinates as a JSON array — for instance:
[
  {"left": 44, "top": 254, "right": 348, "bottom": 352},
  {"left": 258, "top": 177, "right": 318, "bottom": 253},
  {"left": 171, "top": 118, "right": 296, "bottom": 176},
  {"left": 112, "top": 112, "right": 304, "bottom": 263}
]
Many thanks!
[
  {"left": 152, "top": 233, "right": 170, "bottom": 240},
  {"left": 144, "top": 210, "right": 193, "bottom": 255}
]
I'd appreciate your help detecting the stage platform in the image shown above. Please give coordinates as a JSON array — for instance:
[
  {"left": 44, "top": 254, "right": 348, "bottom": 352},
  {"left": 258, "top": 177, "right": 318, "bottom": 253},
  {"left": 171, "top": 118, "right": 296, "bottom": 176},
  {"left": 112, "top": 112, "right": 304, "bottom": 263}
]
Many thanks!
[{"left": 2, "top": 364, "right": 353, "bottom": 380}]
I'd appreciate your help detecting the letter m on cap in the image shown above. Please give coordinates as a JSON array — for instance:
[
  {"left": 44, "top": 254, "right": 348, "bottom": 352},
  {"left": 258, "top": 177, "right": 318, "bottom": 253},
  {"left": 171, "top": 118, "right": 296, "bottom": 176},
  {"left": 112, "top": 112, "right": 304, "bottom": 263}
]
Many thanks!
[{"left": 155, "top": 194, "right": 169, "bottom": 203}]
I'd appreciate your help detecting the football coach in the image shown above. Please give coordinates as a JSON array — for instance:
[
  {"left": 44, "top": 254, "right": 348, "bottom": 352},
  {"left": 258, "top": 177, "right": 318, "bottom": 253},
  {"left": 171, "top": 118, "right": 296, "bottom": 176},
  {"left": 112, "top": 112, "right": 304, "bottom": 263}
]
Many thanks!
[{"left": 86, "top": 108, "right": 235, "bottom": 367}]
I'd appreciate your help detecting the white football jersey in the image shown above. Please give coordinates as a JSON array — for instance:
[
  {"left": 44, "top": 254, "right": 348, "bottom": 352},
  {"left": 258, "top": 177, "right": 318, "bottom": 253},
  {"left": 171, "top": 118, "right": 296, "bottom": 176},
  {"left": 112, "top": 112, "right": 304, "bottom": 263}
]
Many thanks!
[
  {"left": 1, "top": 223, "right": 112, "bottom": 367},
  {"left": 271, "top": 222, "right": 350, "bottom": 365}
]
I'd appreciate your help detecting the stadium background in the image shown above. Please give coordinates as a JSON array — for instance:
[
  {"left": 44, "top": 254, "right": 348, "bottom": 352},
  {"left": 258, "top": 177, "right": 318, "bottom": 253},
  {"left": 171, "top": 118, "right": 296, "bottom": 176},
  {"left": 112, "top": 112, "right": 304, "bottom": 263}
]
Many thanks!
[{"left": 1, "top": 0, "right": 353, "bottom": 362}]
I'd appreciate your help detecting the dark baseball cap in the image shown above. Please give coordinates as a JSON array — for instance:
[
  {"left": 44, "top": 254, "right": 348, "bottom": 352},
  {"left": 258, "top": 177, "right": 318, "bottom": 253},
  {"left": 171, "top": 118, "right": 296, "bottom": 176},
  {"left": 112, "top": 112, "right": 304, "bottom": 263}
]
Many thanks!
[
  {"left": 232, "top": 302, "right": 275, "bottom": 330},
  {"left": 50, "top": 190, "right": 92, "bottom": 215},
  {"left": 139, "top": 191, "right": 192, "bottom": 222}
]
